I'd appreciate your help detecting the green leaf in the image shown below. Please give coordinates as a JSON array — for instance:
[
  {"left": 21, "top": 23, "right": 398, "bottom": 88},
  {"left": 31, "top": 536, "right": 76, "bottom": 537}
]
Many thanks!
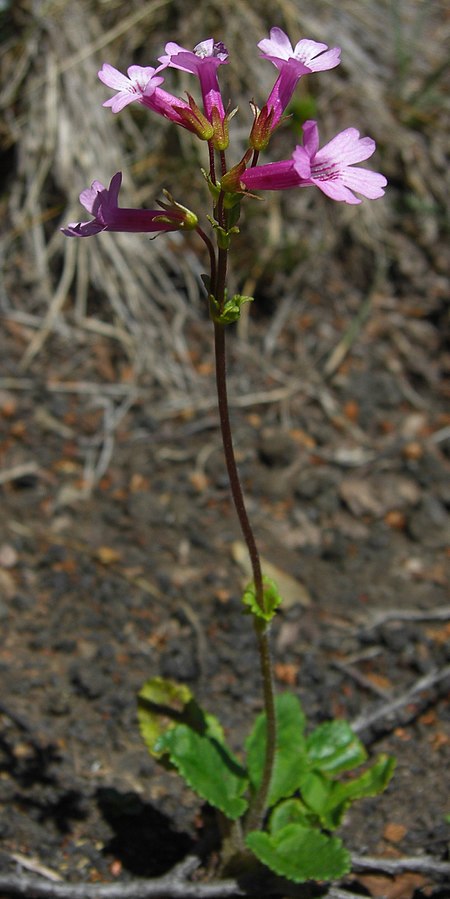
[
  {"left": 246, "top": 824, "right": 351, "bottom": 883},
  {"left": 306, "top": 720, "right": 367, "bottom": 774},
  {"left": 245, "top": 694, "right": 307, "bottom": 808},
  {"left": 157, "top": 724, "right": 248, "bottom": 820},
  {"left": 301, "top": 754, "right": 396, "bottom": 830},
  {"left": 137, "top": 677, "right": 196, "bottom": 759},
  {"left": 138, "top": 677, "right": 248, "bottom": 819},
  {"left": 269, "top": 798, "right": 317, "bottom": 833},
  {"left": 242, "top": 576, "right": 283, "bottom": 623}
]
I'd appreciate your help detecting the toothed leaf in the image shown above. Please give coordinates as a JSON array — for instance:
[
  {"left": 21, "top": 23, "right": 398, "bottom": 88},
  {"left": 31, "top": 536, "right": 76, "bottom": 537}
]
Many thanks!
[
  {"left": 246, "top": 824, "right": 351, "bottom": 883},
  {"left": 157, "top": 723, "right": 248, "bottom": 820},
  {"left": 306, "top": 720, "right": 367, "bottom": 774}
]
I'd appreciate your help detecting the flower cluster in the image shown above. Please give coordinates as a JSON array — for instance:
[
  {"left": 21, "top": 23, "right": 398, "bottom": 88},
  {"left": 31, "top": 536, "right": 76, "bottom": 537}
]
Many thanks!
[{"left": 63, "top": 27, "right": 386, "bottom": 239}]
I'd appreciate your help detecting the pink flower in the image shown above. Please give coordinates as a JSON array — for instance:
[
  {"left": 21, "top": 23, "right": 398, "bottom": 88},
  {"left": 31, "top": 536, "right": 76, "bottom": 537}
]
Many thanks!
[
  {"left": 258, "top": 27, "right": 341, "bottom": 72},
  {"left": 257, "top": 27, "right": 341, "bottom": 128},
  {"left": 62, "top": 173, "right": 196, "bottom": 237},
  {"left": 159, "top": 39, "right": 228, "bottom": 123},
  {"left": 241, "top": 121, "right": 387, "bottom": 204},
  {"left": 98, "top": 63, "right": 214, "bottom": 139},
  {"left": 98, "top": 64, "right": 165, "bottom": 113}
]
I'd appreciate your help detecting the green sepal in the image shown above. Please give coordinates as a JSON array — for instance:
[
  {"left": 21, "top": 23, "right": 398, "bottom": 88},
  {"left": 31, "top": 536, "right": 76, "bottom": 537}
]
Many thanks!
[
  {"left": 201, "top": 168, "right": 221, "bottom": 203},
  {"left": 245, "top": 824, "right": 351, "bottom": 884},
  {"left": 137, "top": 677, "right": 249, "bottom": 820},
  {"left": 245, "top": 694, "right": 307, "bottom": 808},
  {"left": 209, "top": 293, "right": 254, "bottom": 325},
  {"left": 306, "top": 720, "right": 368, "bottom": 774},
  {"left": 300, "top": 754, "right": 396, "bottom": 830},
  {"left": 242, "top": 575, "right": 282, "bottom": 622}
]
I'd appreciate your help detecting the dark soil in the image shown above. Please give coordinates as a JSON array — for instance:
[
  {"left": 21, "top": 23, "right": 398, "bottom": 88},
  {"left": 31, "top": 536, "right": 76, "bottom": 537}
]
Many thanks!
[{"left": 0, "top": 281, "right": 449, "bottom": 895}]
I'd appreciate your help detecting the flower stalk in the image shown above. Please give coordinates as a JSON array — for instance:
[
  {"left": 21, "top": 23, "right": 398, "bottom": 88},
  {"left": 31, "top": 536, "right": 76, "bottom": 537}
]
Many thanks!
[{"left": 213, "top": 317, "right": 277, "bottom": 831}]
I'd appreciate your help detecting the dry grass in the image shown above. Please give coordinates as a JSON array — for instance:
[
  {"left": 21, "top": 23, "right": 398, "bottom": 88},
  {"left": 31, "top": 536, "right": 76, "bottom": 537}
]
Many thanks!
[{"left": 0, "top": 0, "right": 448, "bottom": 407}]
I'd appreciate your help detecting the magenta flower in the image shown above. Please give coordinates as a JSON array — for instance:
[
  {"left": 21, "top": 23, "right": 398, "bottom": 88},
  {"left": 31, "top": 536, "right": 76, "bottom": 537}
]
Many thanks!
[
  {"left": 62, "top": 173, "right": 197, "bottom": 237},
  {"left": 257, "top": 28, "right": 341, "bottom": 130},
  {"left": 98, "top": 64, "right": 214, "bottom": 139},
  {"left": 159, "top": 39, "right": 228, "bottom": 123},
  {"left": 241, "top": 121, "right": 387, "bottom": 204}
]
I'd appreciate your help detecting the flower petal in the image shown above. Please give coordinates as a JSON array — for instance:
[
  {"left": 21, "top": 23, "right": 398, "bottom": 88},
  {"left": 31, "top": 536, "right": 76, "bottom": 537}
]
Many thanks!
[
  {"left": 102, "top": 92, "right": 137, "bottom": 113},
  {"left": 79, "top": 181, "right": 106, "bottom": 214},
  {"left": 315, "top": 178, "right": 362, "bottom": 204},
  {"left": 292, "top": 145, "right": 312, "bottom": 179},
  {"left": 302, "top": 120, "right": 320, "bottom": 158},
  {"left": 258, "top": 27, "right": 294, "bottom": 60},
  {"left": 342, "top": 167, "right": 387, "bottom": 199},
  {"left": 293, "top": 39, "right": 340, "bottom": 71},
  {"left": 316, "top": 129, "right": 376, "bottom": 166},
  {"left": 98, "top": 64, "right": 129, "bottom": 90}
]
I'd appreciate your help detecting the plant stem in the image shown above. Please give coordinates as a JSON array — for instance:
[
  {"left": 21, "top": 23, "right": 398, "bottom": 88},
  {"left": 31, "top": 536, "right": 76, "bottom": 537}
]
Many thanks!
[
  {"left": 213, "top": 322, "right": 262, "bottom": 601},
  {"left": 213, "top": 317, "right": 277, "bottom": 833}
]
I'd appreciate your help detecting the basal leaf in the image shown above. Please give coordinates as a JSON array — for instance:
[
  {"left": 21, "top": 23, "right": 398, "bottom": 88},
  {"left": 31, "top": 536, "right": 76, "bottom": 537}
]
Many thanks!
[
  {"left": 306, "top": 720, "right": 367, "bottom": 774},
  {"left": 158, "top": 723, "right": 248, "bottom": 820},
  {"left": 246, "top": 824, "right": 351, "bottom": 883},
  {"left": 300, "top": 755, "right": 396, "bottom": 829},
  {"left": 137, "top": 677, "right": 195, "bottom": 759},
  {"left": 297, "top": 771, "right": 333, "bottom": 822},
  {"left": 245, "top": 693, "right": 307, "bottom": 808},
  {"left": 138, "top": 676, "right": 227, "bottom": 759},
  {"left": 319, "top": 753, "right": 397, "bottom": 829}
]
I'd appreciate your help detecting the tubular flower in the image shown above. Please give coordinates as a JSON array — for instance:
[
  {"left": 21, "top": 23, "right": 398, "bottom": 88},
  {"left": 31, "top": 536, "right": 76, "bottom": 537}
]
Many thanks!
[
  {"left": 257, "top": 27, "right": 341, "bottom": 129},
  {"left": 159, "top": 39, "right": 228, "bottom": 123},
  {"left": 62, "top": 173, "right": 197, "bottom": 238},
  {"left": 98, "top": 64, "right": 214, "bottom": 139},
  {"left": 241, "top": 120, "right": 387, "bottom": 204}
]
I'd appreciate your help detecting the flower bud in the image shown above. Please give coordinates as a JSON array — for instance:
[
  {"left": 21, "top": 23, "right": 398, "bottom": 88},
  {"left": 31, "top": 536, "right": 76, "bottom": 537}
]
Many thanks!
[
  {"left": 220, "top": 149, "right": 253, "bottom": 193},
  {"left": 174, "top": 94, "right": 214, "bottom": 140},
  {"left": 249, "top": 102, "right": 276, "bottom": 151}
]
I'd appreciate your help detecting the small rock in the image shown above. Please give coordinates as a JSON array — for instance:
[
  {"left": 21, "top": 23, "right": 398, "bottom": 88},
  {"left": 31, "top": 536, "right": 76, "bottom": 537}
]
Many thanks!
[
  {"left": 258, "top": 428, "right": 297, "bottom": 468},
  {"left": 0, "top": 544, "right": 18, "bottom": 568},
  {"left": 408, "top": 497, "right": 450, "bottom": 548}
]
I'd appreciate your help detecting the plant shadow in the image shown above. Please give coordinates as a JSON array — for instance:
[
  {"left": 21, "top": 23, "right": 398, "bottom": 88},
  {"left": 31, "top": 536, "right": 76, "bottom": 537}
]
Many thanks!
[{"left": 96, "top": 786, "right": 194, "bottom": 876}]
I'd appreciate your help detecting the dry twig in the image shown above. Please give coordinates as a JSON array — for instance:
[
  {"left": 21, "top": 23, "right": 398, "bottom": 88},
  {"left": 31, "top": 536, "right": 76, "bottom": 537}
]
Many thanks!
[
  {"left": 351, "top": 665, "right": 450, "bottom": 736},
  {"left": 1, "top": 852, "right": 449, "bottom": 899}
]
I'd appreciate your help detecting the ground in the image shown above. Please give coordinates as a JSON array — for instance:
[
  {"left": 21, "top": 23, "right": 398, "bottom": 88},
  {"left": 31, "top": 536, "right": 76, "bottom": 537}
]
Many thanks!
[
  {"left": 0, "top": 292, "right": 449, "bottom": 895},
  {"left": 0, "top": 1, "right": 449, "bottom": 896}
]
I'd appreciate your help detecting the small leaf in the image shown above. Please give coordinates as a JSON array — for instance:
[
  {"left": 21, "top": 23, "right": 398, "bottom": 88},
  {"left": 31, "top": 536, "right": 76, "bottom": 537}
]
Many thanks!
[
  {"left": 242, "top": 576, "right": 282, "bottom": 622},
  {"left": 246, "top": 694, "right": 307, "bottom": 808},
  {"left": 246, "top": 824, "right": 351, "bottom": 883},
  {"left": 306, "top": 720, "right": 367, "bottom": 774},
  {"left": 158, "top": 724, "right": 248, "bottom": 820},
  {"left": 137, "top": 677, "right": 194, "bottom": 759},
  {"left": 269, "top": 798, "right": 317, "bottom": 833}
]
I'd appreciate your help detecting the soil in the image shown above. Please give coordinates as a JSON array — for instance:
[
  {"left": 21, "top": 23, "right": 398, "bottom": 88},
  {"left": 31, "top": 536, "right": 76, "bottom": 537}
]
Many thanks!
[{"left": 0, "top": 283, "right": 449, "bottom": 896}]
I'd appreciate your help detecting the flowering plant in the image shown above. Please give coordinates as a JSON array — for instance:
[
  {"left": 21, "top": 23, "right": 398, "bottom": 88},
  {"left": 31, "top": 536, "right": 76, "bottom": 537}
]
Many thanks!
[{"left": 63, "top": 27, "right": 393, "bottom": 888}]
